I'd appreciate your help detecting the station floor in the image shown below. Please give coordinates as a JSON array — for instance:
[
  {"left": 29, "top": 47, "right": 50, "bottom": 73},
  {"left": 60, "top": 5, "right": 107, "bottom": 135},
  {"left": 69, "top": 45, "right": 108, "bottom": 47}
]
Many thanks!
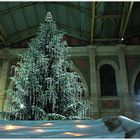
[{"left": 0, "top": 119, "right": 124, "bottom": 138}]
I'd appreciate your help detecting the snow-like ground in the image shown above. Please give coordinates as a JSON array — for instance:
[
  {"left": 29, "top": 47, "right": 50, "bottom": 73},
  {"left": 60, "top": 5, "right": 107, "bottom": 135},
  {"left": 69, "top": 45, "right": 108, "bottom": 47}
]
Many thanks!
[{"left": 0, "top": 119, "right": 125, "bottom": 138}]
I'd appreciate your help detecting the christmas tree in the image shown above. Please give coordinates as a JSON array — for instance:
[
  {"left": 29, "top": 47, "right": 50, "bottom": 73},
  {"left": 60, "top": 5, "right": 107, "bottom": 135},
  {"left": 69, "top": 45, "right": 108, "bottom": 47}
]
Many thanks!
[{"left": 5, "top": 12, "right": 89, "bottom": 120}]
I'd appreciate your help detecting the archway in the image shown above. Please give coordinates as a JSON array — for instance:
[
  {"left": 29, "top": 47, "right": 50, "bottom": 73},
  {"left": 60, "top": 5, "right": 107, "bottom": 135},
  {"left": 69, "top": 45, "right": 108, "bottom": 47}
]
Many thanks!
[
  {"left": 130, "top": 64, "right": 140, "bottom": 120},
  {"left": 97, "top": 59, "right": 119, "bottom": 97},
  {"left": 130, "top": 64, "right": 140, "bottom": 96},
  {"left": 71, "top": 65, "right": 89, "bottom": 98},
  {"left": 134, "top": 71, "right": 140, "bottom": 96},
  {"left": 99, "top": 64, "right": 117, "bottom": 96},
  {"left": 134, "top": 71, "right": 140, "bottom": 119}
]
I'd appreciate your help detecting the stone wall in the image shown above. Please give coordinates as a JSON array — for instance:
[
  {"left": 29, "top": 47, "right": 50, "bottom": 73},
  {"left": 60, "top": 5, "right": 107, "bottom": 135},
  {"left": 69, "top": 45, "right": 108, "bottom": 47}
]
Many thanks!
[{"left": 0, "top": 44, "right": 140, "bottom": 119}]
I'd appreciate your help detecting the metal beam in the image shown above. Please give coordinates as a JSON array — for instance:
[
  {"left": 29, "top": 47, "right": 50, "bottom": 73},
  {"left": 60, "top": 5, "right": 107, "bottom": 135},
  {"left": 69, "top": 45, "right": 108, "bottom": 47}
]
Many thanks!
[
  {"left": 95, "top": 15, "right": 124, "bottom": 19},
  {"left": 95, "top": 2, "right": 101, "bottom": 9},
  {"left": 121, "top": 2, "right": 134, "bottom": 38},
  {"left": 0, "top": 22, "right": 9, "bottom": 46},
  {"left": 79, "top": 2, "right": 82, "bottom": 40},
  {"left": 21, "top": 7, "right": 31, "bottom": 36},
  {"left": 8, "top": 22, "right": 89, "bottom": 38},
  {"left": 8, "top": 25, "right": 38, "bottom": 43},
  {"left": 8, "top": 22, "right": 90, "bottom": 44},
  {"left": 5, "top": 3, "right": 21, "bottom": 41},
  {"left": 119, "top": 2, "right": 128, "bottom": 37},
  {"left": 110, "top": 18, "right": 117, "bottom": 30},
  {"left": 0, "top": 2, "right": 35, "bottom": 16},
  {"left": 66, "top": 3, "right": 71, "bottom": 44},
  {"left": 52, "top": 2, "right": 91, "bottom": 15},
  {"left": 57, "top": 22, "right": 89, "bottom": 35},
  {"left": 90, "top": 2, "right": 96, "bottom": 44},
  {"left": 94, "top": 38, "right": 119, "bottom": 42},
  {"left": 0, "top": 2, "right": 91, "bottom": 17},
  {"left": 33, "top": 4, "right": 39, "bottom": 25}
]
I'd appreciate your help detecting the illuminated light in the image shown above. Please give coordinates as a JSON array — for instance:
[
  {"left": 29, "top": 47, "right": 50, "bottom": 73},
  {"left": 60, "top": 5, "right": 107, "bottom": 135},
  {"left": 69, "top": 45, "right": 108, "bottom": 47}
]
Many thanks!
[
  {"left": 63, "top": 132, "right": 85, "bottom": 136},
  {"left": 121, "top": 38, "right": 124, "bottom": 41},
  {"left": 33, "top": 129, "right": 44, "bottom": 133},
  {"left": 76, "top": 124, "right": 90, "bottom": 128},
  {"left": 41, "top": 123, "right": 53, "bottom": 126},
  {"left": 136, "top": 102, "right": 140, "bottom": 105},
  {"left": 20, "top": 104, "right": 24, "bottom": 109},
  {"left": 5, "top": 125, "right": 16, "bottom": 130},
  {"left": 4, "top": 125, "right": 26, "bottom": 130}
]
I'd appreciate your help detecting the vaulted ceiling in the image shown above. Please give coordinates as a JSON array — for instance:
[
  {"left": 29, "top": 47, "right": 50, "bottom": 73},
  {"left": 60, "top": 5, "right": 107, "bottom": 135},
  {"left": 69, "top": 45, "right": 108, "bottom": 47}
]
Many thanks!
[{"left": 0, "top": 2, "right": 139, "bottom": 47}]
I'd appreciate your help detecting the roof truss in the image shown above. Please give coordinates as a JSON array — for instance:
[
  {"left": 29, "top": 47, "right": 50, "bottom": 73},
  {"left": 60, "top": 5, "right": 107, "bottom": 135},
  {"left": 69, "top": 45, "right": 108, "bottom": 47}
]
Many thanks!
[
  {"left": 0, "top": 21, "right": 9, "bottom": 46},
  {"left": 119, "top": 2, "right": 134, "bottom": 40}
]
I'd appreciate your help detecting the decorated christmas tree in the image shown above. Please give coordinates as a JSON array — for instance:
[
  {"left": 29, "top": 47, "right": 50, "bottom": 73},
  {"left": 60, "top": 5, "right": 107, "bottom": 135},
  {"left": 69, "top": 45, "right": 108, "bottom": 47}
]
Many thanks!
[{"left": 5, "top": 12, "right": 89, "bottom": 120}]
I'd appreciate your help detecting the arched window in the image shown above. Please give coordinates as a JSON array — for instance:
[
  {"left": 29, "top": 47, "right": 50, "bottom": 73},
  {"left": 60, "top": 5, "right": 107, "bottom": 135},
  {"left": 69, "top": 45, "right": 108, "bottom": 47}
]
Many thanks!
[
  {"left": 134, "top": 71, "right": 140, "bottom": 96},
  {"left": 99, "top": 64, "right": 117, "bottom": 96},
  {"left": 134, "top": 71, "right": 140, "bottom": 117},
  {"left": 68, "top": 68, "right": 87, "bottom": 98}
]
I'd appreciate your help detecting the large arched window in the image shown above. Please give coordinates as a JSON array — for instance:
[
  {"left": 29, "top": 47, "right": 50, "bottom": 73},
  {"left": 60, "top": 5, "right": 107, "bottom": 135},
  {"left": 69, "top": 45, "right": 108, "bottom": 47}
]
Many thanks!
[
  {"left": 134, "top": 71, "right": 140, "bottom": 96},
  {"left": 99, "top": 64, "right": 117, "bottom": 96},
  {"left": 134, "top": 71, "right": 140, "bottom": 117}
]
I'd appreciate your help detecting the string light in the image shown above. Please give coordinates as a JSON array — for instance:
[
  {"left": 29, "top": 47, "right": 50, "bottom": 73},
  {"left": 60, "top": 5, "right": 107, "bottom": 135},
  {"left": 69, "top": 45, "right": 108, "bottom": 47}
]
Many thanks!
[{"left": 20, "top": 104, "right": 24, "bottom": 109}]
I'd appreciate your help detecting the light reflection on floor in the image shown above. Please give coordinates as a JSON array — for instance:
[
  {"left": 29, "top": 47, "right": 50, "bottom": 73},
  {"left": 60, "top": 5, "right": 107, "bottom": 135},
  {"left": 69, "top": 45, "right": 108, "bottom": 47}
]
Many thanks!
[
  {"left": 0, "top": 120, "right": 124, "bottom": 138},
  {"left": 41, "top": 123, "right": 53, "bottom": 126},
  {"left": 63, "top": 132, "right": 86, "bottom": 136},
  {"left": 76, "top": 124, "right": 90, "bottom": 128},
  {"left": 33, "top": 128, "right": 45, "bottom": 133},
  {"left": 4, "top": 125, "right": 27, "bottom": 130}
]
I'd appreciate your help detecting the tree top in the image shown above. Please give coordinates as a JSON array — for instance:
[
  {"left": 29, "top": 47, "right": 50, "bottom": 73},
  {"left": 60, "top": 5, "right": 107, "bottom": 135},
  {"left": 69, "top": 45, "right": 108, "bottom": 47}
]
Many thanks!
[{"left": 45, "top": 12, "right": 53, "bottom": 23}]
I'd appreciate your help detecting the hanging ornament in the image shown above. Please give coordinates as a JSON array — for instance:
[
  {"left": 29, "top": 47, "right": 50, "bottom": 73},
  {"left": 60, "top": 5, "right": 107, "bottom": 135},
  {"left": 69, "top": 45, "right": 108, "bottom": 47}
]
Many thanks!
[
  {"left": 20, "top": 104, "right": 24, "bottom": 109},
  {"left": 45, "top": 11, "right": 53, "bottom": 22}
]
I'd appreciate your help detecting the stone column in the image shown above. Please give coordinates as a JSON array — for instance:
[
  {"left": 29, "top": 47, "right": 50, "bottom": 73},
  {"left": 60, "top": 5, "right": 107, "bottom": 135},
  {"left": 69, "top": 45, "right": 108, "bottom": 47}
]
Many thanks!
[
  {"left": 87, "top": 45, "right": 99, "bottom": 118},
  {"left": 0, "top": 58, "right": 10, "bottom": 112},
  {"left": 117, "top": 44, "right": 133, "bottom": 118}
]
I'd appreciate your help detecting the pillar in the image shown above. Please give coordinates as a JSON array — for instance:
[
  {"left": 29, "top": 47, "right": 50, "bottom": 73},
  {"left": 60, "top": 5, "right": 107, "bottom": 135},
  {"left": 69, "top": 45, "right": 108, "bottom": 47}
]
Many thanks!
[
  {"left": 0, "top": 58, "right": 10, "bottom": 112},
  {"left": 87, "top": 45, "right": 99, "bottom": 118},
  {"left": 117, "top": 44, "right": 133, "bottom": 118}
]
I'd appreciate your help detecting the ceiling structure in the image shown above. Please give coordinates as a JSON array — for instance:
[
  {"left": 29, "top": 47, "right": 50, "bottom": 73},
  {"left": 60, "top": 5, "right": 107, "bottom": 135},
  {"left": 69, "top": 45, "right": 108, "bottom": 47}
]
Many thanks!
[{"left": 0, "top": 2, "right": 139, "bottom": 48}]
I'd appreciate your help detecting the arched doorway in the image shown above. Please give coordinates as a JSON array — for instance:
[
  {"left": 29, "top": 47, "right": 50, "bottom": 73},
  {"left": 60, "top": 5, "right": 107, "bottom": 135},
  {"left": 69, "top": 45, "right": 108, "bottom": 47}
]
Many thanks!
[
  {"left": 134, "top": 71, "right": 140, "bottom": 96},
  {"left": 97, "top": 59, "right": 119, "bottom": 98},
  {"left": 71, "top": 65, "right": 89, "bottom": 98},
  {"left": 134, "top": 71, "right": 140, "bottom": 119},
  {"left": 99, "top": 64, "right": 117, "bottom": 96}
]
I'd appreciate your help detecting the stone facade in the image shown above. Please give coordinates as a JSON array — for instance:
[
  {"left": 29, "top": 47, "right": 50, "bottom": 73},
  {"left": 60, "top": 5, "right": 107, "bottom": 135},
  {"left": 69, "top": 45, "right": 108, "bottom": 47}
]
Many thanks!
[{"left": 0, "top": 44, "right": 140, "bottom": 119}]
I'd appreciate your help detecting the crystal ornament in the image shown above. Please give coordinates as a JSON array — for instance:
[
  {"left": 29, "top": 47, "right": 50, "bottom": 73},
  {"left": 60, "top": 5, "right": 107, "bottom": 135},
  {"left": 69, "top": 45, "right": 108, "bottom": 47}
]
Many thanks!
[{"left": 45, "top": 12, "right": 53, "bottom": 22}]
